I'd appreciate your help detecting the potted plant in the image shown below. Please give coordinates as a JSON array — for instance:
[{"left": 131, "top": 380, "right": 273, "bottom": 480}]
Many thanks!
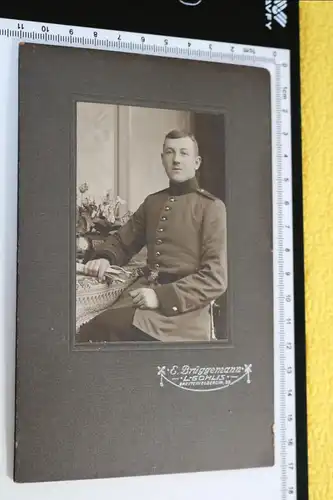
[{"left": 76, "top": 183, "right": 132, "bottom": 260}]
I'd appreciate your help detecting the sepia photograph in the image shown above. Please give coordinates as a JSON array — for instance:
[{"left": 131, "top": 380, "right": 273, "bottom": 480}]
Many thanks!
[
  {"left": 16, "top": 42, "right": 276, "bottom": 482},
  {"left": 75, "top": 103, "right": 228, "bottom": 343}
]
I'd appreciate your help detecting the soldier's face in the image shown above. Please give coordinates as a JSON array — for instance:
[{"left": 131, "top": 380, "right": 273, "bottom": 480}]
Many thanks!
[{"left": 161, "top": 137, "right": 201, "bottom": 183}]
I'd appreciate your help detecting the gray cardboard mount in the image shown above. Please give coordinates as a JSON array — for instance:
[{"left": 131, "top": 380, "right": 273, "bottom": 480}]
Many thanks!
[{"left": 15, "top": 43, "right": 274, "bottom": 482}]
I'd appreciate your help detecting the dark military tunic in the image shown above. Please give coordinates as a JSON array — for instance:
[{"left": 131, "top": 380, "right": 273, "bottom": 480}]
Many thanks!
[{"left": 81, "top": 177, "right": 227, "bottom": 342}]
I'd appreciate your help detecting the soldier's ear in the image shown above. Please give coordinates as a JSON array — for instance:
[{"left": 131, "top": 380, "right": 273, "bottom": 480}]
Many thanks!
[{"left": 195, "top": 156, "right": 202, "bottom": 170}]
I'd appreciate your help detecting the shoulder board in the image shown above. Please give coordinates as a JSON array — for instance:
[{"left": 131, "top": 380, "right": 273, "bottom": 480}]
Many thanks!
[
  {"left": 196, "top": 188, "right": 217, "bottom": 201},
  {"left": 151, "top": 188, "right": 169, "bottom": 196},
  {"left": 145, "top": 188, "right": 168, "bottom": 201}
]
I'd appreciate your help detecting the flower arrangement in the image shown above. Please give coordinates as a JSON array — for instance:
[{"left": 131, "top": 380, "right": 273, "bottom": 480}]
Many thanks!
[{"left": 76, "top": 182, "right": 132, "bottom": 238}]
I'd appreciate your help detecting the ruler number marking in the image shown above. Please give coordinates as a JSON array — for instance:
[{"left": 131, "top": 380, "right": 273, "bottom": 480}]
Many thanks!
[{"left": 277, "top": 60, "right": 296, "bottom": 499}]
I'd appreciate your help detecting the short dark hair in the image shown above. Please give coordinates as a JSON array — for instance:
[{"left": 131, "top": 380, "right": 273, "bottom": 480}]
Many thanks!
[{"left": 163, "top": 129, "right": 199, "bottom": 155}]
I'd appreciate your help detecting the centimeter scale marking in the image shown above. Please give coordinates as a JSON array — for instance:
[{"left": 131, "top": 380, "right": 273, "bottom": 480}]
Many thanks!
[{"left": 0, "top": 18, "right": 296, "bottom": 500}]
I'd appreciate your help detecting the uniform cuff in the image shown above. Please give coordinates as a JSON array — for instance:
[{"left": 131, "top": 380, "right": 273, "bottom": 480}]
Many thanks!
[{"left": 154, "top": 283, "right": 182, "bottom": 316}]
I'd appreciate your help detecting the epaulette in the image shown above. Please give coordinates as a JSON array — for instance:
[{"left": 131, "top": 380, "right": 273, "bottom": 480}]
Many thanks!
[
  {"left": 147, "top": 188, "right": 169, "bottom": 200},
  {"left": 196, "top": 188, "right": 217, "bottom": 201},
  {"left": 152, "top": 187, "right": 169, "bottom": 195}
]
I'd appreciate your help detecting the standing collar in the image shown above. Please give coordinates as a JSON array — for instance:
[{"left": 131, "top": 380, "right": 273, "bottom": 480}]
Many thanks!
[{"left": 168, "top": 177, "right": 199, "bottom": 196}]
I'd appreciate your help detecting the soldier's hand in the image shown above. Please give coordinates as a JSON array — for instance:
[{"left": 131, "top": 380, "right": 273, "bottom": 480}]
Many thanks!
[
  {"left": 129, "top": 288, "right": 159, "bottom": 309},
  {"left": 84, "top": 258, "right": 110, "bottom": 282}
]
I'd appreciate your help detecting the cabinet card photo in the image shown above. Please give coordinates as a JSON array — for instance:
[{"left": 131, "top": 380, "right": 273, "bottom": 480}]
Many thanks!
[{"left": 15, "top": 42, "right": 275, "bottom": 482}]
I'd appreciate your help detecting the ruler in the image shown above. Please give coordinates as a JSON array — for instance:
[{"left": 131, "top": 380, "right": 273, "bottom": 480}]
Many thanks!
[{"left": 0, "top": 17, "right": 296, "bottom": 499}]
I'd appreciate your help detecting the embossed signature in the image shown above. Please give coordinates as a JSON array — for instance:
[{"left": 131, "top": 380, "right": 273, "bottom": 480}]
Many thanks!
[{"left": 157, "top": 363, "right": 253, "bottom": 392}]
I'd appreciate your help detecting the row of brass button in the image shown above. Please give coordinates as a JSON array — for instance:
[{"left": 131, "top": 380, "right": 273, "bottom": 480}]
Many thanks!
[
  {"left": 154, "top": 196, "right": 180, "bottom": 310},
  {"left": 154, "top": 196, "right": 176, "bottom": 265}
]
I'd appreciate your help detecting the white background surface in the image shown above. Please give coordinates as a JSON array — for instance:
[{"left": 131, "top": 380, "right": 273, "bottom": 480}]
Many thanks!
[{"left": 0, "top": 19, "right": 294, "bottom": 499}]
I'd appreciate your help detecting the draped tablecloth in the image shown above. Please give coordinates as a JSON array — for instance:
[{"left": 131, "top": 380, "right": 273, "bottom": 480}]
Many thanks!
[{"left": 76, "top": 266, "right": 142, "bottom": 332}]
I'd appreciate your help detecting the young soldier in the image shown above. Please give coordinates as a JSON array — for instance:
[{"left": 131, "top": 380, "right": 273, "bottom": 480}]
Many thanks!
[{"left": 78, "top": 129, "right": 227, "bottom": 342}]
